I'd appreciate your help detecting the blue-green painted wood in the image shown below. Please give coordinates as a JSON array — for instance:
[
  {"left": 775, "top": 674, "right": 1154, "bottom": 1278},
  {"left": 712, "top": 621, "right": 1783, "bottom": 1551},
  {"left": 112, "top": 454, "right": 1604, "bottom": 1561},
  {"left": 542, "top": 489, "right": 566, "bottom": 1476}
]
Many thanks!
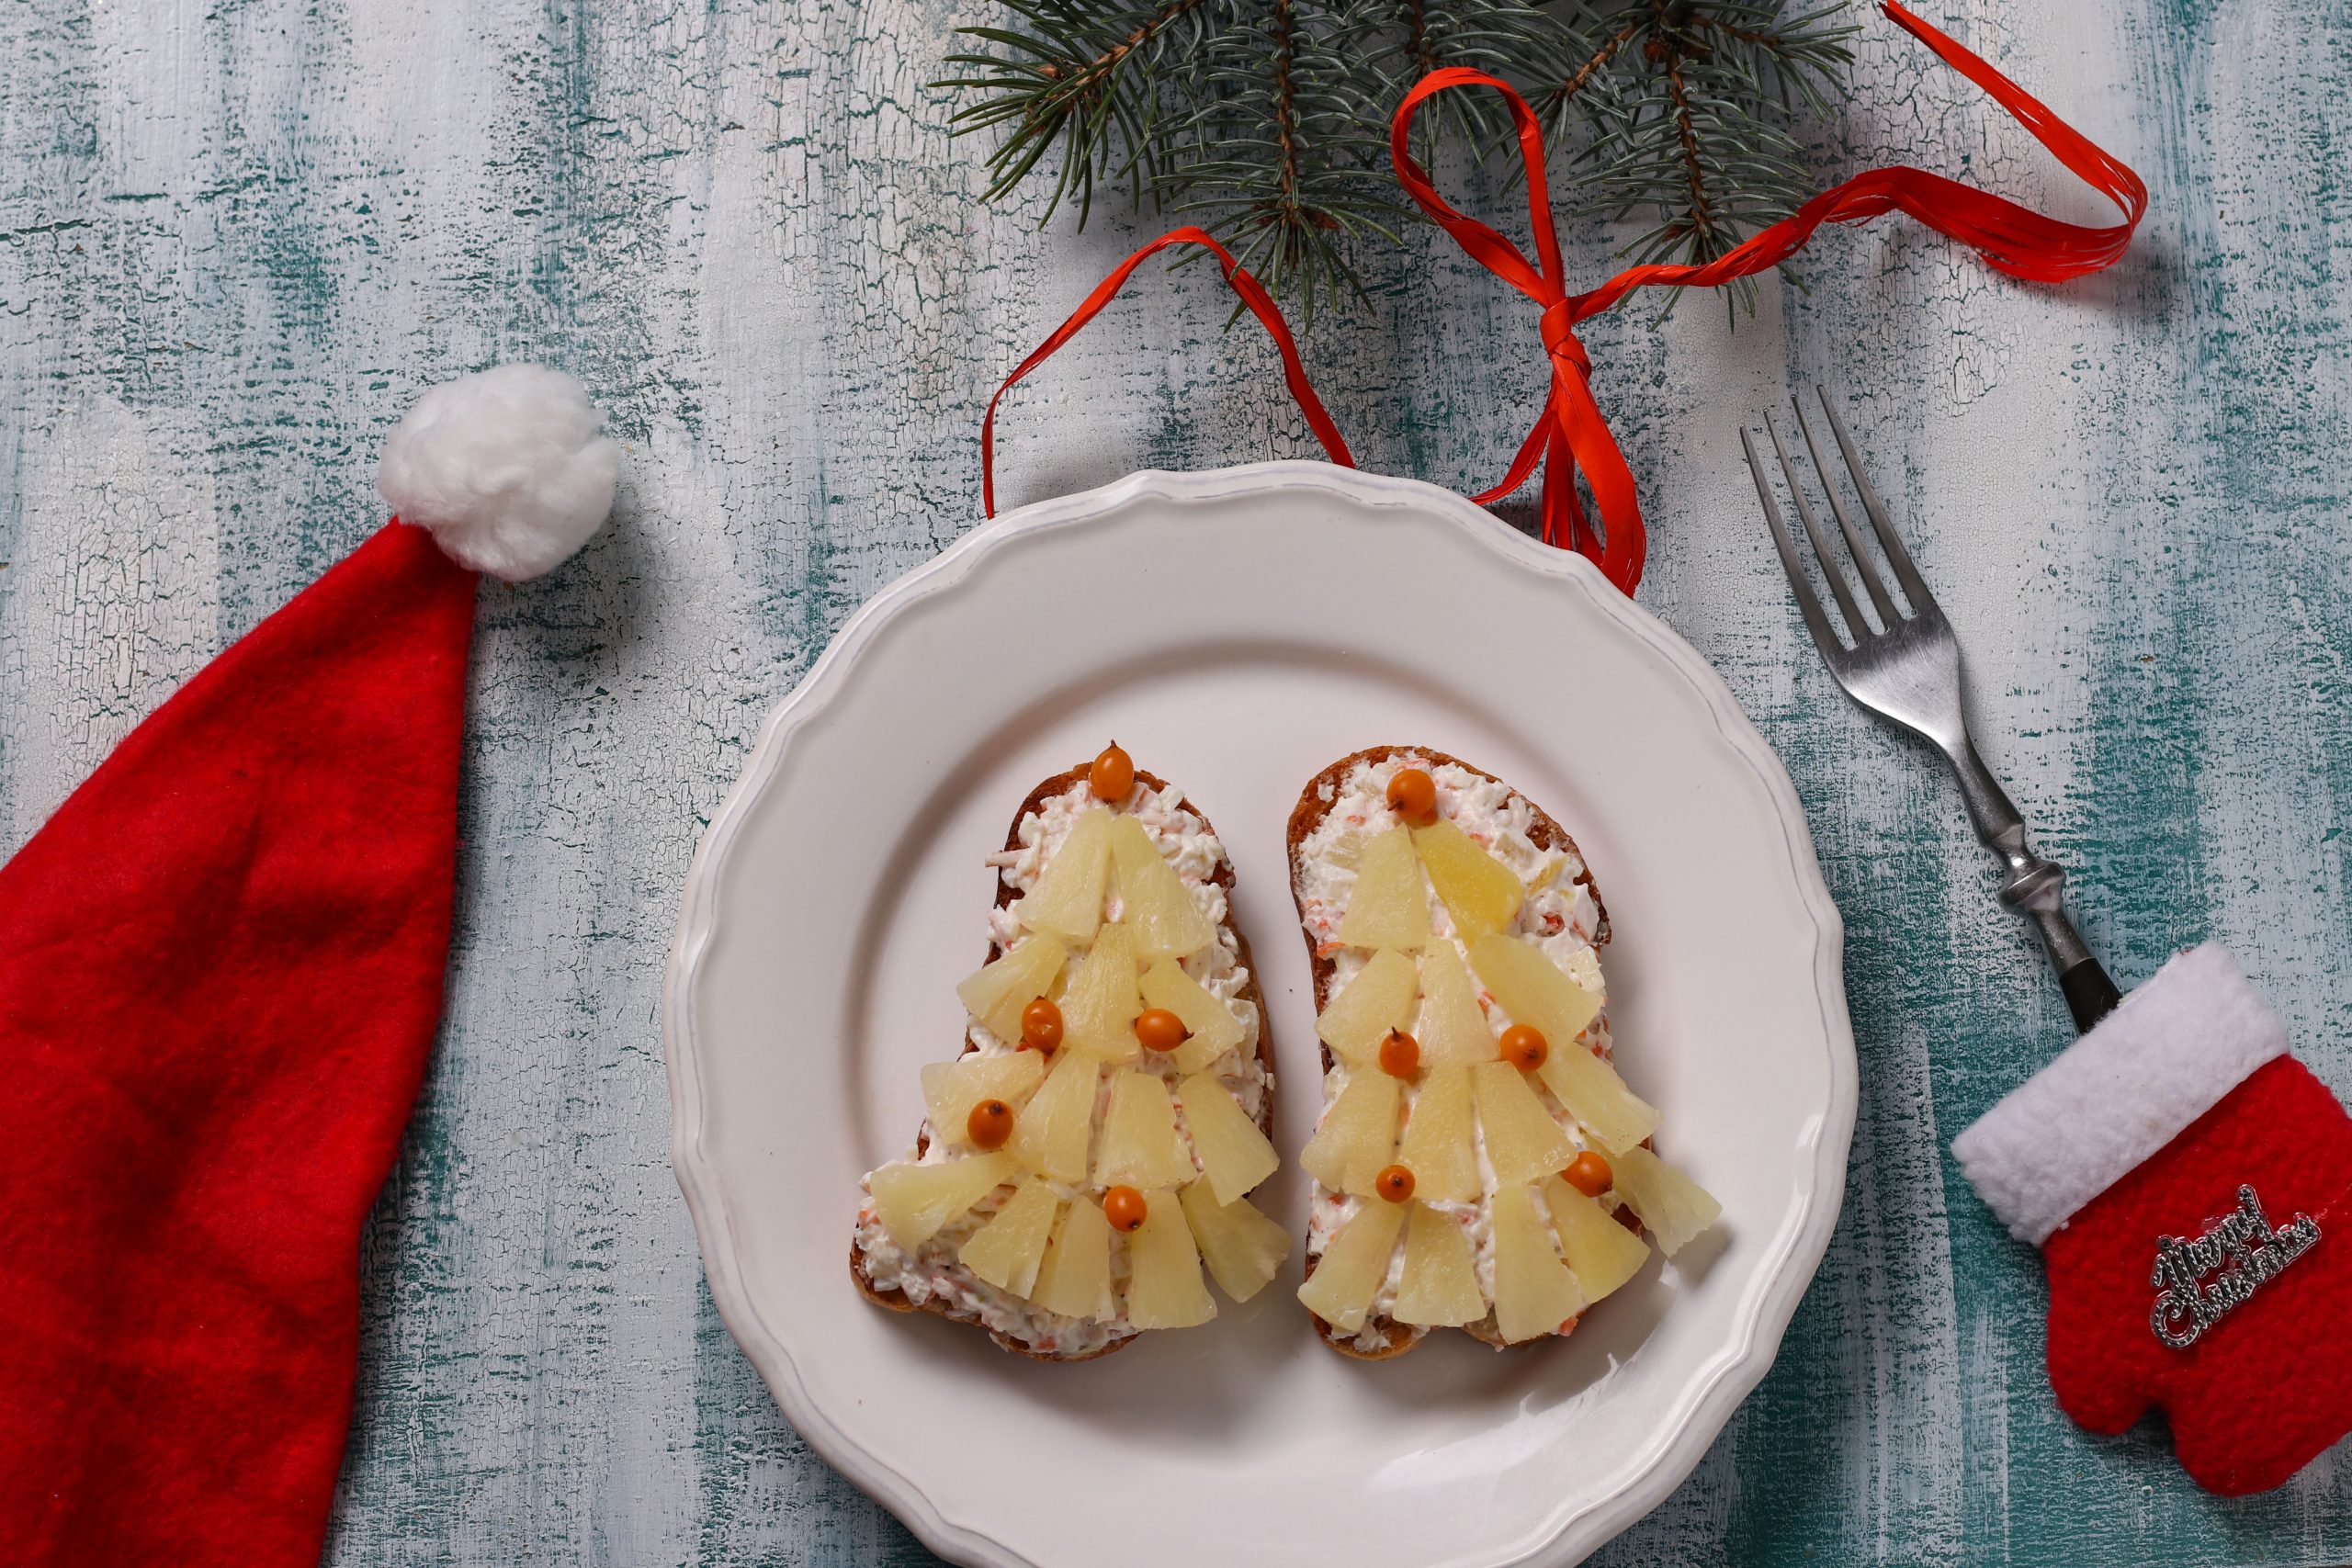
[{"left": 4, "top": 1, "right": 2348, "bottom": 1562}]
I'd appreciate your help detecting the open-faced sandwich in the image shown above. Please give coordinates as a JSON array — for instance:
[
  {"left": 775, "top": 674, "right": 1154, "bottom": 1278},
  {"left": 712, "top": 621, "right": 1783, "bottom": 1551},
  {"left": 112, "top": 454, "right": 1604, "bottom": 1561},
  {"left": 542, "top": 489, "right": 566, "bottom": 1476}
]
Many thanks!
[
  {"left": 853, "top": 743, "right": 1288, "bottom": 1360},
  {"left": 1288, "top": 746, "right": 1720, "bottom": 1359}
]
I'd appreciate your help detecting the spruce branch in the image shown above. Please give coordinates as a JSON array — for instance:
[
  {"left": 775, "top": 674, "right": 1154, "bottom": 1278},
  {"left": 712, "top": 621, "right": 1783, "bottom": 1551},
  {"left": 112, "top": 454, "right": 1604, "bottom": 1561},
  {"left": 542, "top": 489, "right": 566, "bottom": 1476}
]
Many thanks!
[
  {"left": 937, "top": 0, "right": 1217, "bottom": 224},
  {"left": 1379, "top": 0, "right": 1561, "bottom": 155},
  {"left": 1158, "top": 0, "right": 1406, "bottom": 319},
  {"left": 1540, "top": 16, "right": 1645, "bottom": 118},
  {"left": 936, "top": 0, "right": 1856, "bottom": 321},
  {"left": 1563, "top": 1, "right": 1854, "bottom": 321}
]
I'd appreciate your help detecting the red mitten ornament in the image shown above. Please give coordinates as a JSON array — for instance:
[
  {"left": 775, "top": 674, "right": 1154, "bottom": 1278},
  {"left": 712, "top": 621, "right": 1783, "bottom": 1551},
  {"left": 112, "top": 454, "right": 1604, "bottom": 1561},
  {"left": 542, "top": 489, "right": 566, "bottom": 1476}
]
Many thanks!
[{"left": 1953, "top": 944, "right": 2352, "bottom": 1494}]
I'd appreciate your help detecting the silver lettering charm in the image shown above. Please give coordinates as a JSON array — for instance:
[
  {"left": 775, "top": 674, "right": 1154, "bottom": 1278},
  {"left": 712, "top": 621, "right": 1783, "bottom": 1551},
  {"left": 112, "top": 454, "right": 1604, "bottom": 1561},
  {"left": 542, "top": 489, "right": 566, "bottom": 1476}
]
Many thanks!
[{"left": 2149, "top": 1185, "right": 2320, "bottom": 1349}]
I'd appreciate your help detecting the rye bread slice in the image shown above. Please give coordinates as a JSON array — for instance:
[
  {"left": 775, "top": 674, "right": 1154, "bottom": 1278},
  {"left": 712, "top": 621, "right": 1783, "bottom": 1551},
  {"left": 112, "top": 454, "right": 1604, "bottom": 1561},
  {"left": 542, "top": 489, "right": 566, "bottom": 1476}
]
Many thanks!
[
  {"left": 1287, "top": 745, "right": 1610, "bottom": 1360},
  {"left": 852, "top": 763, "right": 1276, "bottom": 1363}
]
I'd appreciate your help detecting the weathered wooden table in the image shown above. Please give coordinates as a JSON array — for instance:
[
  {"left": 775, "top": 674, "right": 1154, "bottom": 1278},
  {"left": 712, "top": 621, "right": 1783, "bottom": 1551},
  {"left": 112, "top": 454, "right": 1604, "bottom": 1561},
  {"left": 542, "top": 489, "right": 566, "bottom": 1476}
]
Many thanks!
[{"left": 5, "top": 1, "right": 2347, "bottom": 1562}]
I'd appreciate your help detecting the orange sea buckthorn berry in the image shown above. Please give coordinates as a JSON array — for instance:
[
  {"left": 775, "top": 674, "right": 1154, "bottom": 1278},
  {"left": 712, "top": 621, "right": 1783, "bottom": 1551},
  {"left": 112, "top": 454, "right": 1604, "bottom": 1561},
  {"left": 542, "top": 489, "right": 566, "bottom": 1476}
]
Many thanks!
[
  {"left": 1385, "top": 766, "right": 1438, "bottom": 824},
  {"left": 1135, "top": 1008, "right": 1189, "bottom": 1053},
  {"left": 1377, "top": 1028, "right": 1420, "bottom": 1080},
  {"left": 1090, "top": 741, "right": 1136, "bottom": 802},
  {"left": 1563, "top": 1149, "right": 1612, "bottom": 1198},
  {"left": 1020, "top": 996, "right": 1064, "bottom": 1053},
  {"left": 1103, "top": 1185, "right": 1148, "bottom": 1233},
  {"left": 967, "top": 1098, "right": 1015, "bottom": 1151},
  {"left": 1499, "top": 1023, "right": 1549, "bottom": 1071},
  {"left": 1374, "top": 1164, "right": 1417, "bottom": 1203}
]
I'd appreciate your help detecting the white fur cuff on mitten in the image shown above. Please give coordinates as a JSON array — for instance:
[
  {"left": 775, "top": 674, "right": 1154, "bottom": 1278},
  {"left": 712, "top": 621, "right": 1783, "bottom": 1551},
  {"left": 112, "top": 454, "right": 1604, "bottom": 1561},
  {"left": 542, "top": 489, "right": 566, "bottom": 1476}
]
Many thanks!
[{"left": 1951, "top": 943, "right": 2288, "bottom": 1246}]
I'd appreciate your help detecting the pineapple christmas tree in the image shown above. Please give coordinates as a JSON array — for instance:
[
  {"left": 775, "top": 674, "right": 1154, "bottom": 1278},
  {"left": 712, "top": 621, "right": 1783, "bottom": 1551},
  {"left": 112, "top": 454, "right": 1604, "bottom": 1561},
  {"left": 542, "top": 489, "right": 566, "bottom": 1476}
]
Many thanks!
[
  {"left": 856, "top": 745, "right": 1290, "bottom": 1356},
  {"left": 1293, "top": 759, "right": 1721, "bottom": 1348}
]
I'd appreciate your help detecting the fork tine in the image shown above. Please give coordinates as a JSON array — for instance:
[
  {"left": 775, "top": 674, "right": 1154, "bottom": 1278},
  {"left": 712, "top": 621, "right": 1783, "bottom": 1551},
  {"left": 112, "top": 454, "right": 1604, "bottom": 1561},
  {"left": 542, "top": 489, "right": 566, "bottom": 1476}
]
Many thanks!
[
  {"left": 1762, "top": 411, "right": 1870, "bottom": 639},
  {"left": 1815, "top": 389, "right": 1934, "bottom": 612},
  {"left": 1740, "top": 426, "right": 1849, "bottom": 661},
  {"left": 1792, "top": 393, "right": 1898, "bottom": 627}
]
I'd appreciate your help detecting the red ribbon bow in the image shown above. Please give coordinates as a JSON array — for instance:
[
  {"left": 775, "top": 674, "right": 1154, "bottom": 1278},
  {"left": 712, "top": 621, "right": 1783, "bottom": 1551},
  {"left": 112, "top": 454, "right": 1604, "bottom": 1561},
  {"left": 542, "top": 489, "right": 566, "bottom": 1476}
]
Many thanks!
[
  {"left": 1393, "top": 0, "right": 2147, "bottom": 592},
  {"left": 986, "top": 2, "right": 2147, "bottom": 593}
]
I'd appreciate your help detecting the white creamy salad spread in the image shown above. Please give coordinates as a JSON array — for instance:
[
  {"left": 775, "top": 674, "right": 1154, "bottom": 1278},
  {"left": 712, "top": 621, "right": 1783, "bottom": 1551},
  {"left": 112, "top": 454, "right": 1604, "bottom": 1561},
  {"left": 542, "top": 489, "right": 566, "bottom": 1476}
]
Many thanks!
[
  {"left": 854, "top": 775, "right": 1265, "bottom": 1358},
  {"left": 1297, "top": 751, "right": 1610, "bottom": 1352}
]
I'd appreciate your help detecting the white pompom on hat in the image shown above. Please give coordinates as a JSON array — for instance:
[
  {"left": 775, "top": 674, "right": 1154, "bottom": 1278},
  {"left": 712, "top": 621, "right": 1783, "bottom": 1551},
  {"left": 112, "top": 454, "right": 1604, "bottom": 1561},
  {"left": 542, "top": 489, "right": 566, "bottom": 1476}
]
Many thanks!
[{"left": 377, "top": 364, "right": 621, "bottom": 581}]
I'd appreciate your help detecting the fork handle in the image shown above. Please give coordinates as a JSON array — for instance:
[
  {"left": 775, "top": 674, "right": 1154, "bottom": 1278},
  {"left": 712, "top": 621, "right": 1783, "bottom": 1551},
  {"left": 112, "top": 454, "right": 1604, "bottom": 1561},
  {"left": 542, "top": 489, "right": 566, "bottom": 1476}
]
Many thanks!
[{"left": 1944, "top": 739, "right": 2121, "bottom": 1034}]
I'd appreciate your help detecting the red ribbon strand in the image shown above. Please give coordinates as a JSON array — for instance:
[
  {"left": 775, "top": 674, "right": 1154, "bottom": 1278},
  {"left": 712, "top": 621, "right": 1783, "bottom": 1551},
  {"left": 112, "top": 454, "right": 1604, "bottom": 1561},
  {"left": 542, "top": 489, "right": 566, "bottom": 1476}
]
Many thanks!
[
  {"left": 981, "top": 227, "right": 1355, "bottom": 516},
  {"left": 1391, "top": 0, "right": 2146, "bottom": 592},
  {"left": 983, "top": 4, "right": 2145, "bottom": 594}
]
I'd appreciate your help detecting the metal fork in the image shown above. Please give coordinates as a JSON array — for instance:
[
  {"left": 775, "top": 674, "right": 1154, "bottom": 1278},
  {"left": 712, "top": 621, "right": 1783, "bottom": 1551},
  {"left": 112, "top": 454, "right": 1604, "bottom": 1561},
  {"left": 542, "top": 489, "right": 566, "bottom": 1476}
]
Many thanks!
[{"left": 1741, "top": 389, "right": 2121, "bottom": 1033}]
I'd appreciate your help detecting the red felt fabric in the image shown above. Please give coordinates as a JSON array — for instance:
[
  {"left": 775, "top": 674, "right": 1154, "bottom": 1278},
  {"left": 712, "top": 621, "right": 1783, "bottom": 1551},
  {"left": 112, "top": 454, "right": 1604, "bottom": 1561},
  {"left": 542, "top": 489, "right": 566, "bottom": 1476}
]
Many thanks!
[
  {"left": 0, "top": 520, "right": 476, "bottom": 1566},
  {"left": 2043, "top": 1055, "right": 2352, "bottom": 1495}
]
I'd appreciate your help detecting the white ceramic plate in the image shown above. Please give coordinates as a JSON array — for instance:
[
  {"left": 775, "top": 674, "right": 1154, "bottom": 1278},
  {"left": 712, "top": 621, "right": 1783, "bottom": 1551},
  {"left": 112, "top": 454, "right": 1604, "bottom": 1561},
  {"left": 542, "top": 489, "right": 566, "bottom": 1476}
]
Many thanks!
[{"left": 665, "top": 462, "right": 1854, "bottom": 1568}]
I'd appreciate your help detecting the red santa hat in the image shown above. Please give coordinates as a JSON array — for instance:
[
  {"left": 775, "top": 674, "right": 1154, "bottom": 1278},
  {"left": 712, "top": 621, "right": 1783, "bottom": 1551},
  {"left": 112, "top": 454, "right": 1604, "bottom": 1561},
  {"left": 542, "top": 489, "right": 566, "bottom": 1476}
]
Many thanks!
[
  {"left": 1952, "top": 943, "right": 2352, "bottom": 1494},
  {"left": 0, "top": 367, "right": 618, "bottom": 1567}
]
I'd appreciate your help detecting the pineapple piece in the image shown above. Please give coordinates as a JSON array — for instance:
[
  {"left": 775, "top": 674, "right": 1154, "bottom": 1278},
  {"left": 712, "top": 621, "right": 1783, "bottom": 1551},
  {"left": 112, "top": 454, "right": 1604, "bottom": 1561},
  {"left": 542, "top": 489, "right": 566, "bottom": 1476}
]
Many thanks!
[
  {"left": 1412, "top": 819, "right": 1524, "bottom": 942},
  {"left": 1094, "top": 1068, "right": 1197, "bottom": 1190},
  {"left": 1009, "top": 1049, "right": 1097, "bottom": 1182},
  {"left": 869, "top": 1152, "right": 1019, "bottom": 1250},
  {"left": 957, "top": 1178, "right": 1061, "bottom": 1299},
  {"left": 1610, "top": 1144, "right": 1722, "bottom": 1256},
  {"left": 1014, "top": 806, "right": 1114, "bottom": 943},
  {"left": 1058, "top": 923, "right": 1141, "bottom": 1062},
  {"left": 1470, "top": 1059, "right": 1577, "bottom": 1187},
  {"left": 1394, "top": 1201, "right": 1485, "bottom": 1327},
  {"left": 1298, "top": 1070, "right": 1400, "bottom": 1197},
  {"left": 1316, "top": 947, "right": 1419, "bottom": 1064},
  {"left": 1564, "top": 944, "right": 1605, "bottom": 1001},
  {"left": 919, "top": 1052, "right": 1046, "bottom": 1147},
  {"left": 1322, "top": 827, "right": 1366, "bottom": 871},
  {"left": 1414, "top": 942, "right": 1495, "bottom": 1067},
  {"left": 1295, "top": 1197, "right": 1406, "bottom": 1334},
  {"left": 1535, "top": 1045, "right": 1661, "bottom": 1156},
  {"left": 954, "top": 933, "right": 1068, "bottom": 1043},
  {"left": 1178, "top": 1072, "right": 1278, "bottom": 1204},
  {"left": 1465, "top": 931, "right": 1603, "bottom": 1048},
  {"left": 1336, "top": 827, "right": 1430, "bottom": 950},
  {"left": 1139, "top": 957, "right": 1246, "bottom": 1074},
  {"left": 1470, "top": 930, "right": 1660, "bottom": 1151},
  {"left": 1125, "top": 1190, "right": 1216, "bottom": 1329},
  {"left": 1393, "top": 1063, "right": 1479, "bottom": 1202},
  {"left": 1032, "top": 1193, "right": 1115, "bottom": 1321},
  {"left": 1490, "top": 1181, "right": 1588, "bottom": 1343},
  {"left": 1544, "top": 1176, "right": 1651, "bottom": 1303},
  {"left": 1108, "top": 814, "right": 1216, "bottom": 959},
  {"left": 1180, "top": 1183, "right": 1291, "bottom": 1302}
]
